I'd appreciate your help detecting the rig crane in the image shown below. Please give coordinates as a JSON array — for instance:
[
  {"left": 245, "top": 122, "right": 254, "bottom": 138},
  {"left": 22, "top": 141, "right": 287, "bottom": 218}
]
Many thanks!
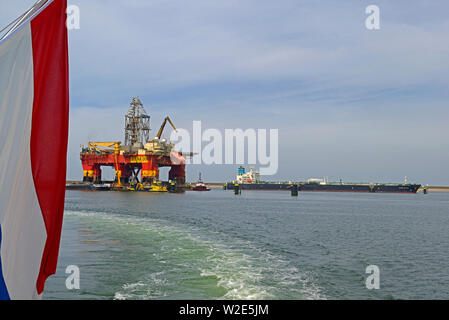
[{"left": 155, "top": 116, "right": 177, "bottom": 139}]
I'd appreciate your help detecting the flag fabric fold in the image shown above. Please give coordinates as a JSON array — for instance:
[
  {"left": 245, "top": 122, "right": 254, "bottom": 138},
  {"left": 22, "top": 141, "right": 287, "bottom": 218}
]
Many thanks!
[{"left": 0, "top": 0, "right": 69, "bottom": 299}]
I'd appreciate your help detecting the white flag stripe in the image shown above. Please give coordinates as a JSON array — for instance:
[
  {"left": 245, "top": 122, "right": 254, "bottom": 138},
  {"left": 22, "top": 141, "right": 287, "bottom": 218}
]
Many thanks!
[{"left": 0, "top": 24, "right": 47, "bottom": 299}]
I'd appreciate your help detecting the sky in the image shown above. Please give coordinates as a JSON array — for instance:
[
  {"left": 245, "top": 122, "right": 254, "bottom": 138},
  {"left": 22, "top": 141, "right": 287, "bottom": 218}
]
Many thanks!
[{"left": 1, "top": 0, "right": 449, "bottom": 184}]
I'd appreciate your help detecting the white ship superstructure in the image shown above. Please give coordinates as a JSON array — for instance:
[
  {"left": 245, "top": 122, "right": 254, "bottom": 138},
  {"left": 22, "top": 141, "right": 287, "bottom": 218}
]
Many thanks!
[{"left": 236, "top": 166, "right": 260, "bottom": 184}]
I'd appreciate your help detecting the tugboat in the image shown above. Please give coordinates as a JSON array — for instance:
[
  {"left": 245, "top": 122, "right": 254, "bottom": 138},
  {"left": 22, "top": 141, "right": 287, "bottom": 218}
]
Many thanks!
[{"left": 192, "top": 173, "right": 211, "bottom": 191}]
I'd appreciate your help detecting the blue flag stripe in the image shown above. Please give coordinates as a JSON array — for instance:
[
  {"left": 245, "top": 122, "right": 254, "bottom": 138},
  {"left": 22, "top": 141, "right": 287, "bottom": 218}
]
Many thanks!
[{"left": 0, "top": 226, "right": 11, "bottom": 300}]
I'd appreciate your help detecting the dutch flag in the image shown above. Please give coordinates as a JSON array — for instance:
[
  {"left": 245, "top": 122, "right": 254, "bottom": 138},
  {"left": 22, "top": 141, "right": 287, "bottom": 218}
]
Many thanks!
[{"left": 0, "top": 0, "right": 69, "bottom": 299}]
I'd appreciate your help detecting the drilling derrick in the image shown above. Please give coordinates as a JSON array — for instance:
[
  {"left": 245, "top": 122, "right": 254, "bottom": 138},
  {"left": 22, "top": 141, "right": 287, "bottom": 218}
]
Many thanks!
[
  {"left": 124, "top": 97, "right": 150, "bottom": 146},
  {"left": 80, "top": 97, "right": 187, "bottom": 190}
]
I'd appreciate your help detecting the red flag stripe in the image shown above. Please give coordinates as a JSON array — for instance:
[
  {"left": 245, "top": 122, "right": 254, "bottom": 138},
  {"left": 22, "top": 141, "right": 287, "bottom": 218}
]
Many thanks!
[{"left": 30, "top": 0, "right": 69, "bottom": 294}]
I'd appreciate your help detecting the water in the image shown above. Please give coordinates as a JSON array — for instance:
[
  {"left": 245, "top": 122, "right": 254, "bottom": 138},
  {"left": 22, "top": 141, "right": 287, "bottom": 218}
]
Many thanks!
[{"left": 43, "top": 190, "right": 449, "bottom": 300}]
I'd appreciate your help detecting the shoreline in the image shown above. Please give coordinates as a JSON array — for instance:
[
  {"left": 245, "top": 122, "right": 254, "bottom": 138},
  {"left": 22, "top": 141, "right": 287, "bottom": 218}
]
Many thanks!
[{"left": 66, "top": 181, "right": 449, "bottom": 192}]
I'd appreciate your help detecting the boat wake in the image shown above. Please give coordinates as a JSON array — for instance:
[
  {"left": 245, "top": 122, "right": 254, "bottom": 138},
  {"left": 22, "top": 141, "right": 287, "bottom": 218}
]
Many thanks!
[{"left": 64, "top": 210, "right": 325, "bottom": 300}]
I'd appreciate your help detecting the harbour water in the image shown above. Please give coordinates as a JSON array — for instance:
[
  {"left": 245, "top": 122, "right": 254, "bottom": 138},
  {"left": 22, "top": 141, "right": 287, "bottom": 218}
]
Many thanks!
[{"left": 44, "top": 190, "right": 449, "bottom": 300}]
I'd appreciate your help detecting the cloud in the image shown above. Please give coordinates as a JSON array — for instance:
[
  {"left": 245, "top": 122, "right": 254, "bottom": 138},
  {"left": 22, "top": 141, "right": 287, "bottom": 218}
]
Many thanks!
[
  {"left": 67, "top": 99, "right": 449, "bottom": 184},
  {"left": 57, "top": 0, "right": 449, "bottom": 184},
  {"left": 2, "top": 1, "right": 449, "bottom": 184}
]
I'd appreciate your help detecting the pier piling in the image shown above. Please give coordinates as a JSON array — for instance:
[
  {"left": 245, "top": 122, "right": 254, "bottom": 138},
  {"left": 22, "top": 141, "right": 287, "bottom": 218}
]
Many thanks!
[{"left": 290, "top": 184, "right": 298, "bottom": 196}]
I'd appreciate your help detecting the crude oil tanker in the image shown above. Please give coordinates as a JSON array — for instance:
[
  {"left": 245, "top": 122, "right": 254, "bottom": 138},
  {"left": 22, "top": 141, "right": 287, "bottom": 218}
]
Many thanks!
[{"left": 225, "top": 167, "right": 421, "bottom": 193}]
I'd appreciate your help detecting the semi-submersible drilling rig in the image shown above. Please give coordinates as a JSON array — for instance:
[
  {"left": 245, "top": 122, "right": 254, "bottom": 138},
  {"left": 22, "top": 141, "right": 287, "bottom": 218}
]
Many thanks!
[{"left": 80, "top": 97, "right": 187, "bottom": 190}]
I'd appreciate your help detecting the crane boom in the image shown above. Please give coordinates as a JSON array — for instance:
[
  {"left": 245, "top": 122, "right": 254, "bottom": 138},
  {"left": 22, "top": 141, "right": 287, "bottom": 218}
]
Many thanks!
[
  {"left": 156, "top": 116, "right": 177, "bottom": 139},
  {"left": 88, "top": 142, "right": 121, "bottom": 153}
]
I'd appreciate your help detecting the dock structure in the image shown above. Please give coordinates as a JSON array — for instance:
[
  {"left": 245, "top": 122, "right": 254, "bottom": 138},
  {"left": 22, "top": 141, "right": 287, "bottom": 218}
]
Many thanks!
[{"left": 419, "top": 186, "right": 449, "bottom": 193}]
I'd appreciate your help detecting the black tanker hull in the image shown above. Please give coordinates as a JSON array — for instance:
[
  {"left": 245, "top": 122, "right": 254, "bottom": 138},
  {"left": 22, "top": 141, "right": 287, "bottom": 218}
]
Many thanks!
[
  {"left": 226, "top": 183, "right": 421, "bottom": 193},
  {"left": 66, "top": 183, "right": 111, "bottom": 191}
]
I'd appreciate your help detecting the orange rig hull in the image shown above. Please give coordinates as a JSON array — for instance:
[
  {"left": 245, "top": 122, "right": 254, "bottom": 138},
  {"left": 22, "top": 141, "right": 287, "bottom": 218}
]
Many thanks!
[{"left": 81, "top": 152, "right": 186, "bottom": 186}]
